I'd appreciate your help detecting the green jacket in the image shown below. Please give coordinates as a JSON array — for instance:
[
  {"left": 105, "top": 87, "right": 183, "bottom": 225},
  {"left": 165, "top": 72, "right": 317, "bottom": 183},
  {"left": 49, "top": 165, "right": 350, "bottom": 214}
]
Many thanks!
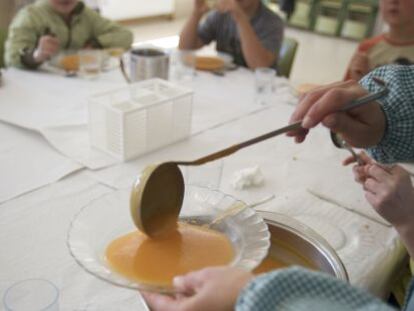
[{"left": 5, "top": 0, "right": 133, "bottom": 68}]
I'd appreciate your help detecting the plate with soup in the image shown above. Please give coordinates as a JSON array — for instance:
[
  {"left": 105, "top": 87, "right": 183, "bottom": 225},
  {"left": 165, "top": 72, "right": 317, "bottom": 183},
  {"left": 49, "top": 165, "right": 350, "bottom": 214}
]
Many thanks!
[
  {"left": 67, "top": 185, "right": 270, "bottom": 293},
  {"left": 194, "top": 52, "right": 234, "bottom": 71}
]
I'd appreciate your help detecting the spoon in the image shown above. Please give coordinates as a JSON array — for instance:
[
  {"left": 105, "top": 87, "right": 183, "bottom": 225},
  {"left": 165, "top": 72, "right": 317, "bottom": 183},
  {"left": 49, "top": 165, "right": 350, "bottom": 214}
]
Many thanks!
[
  {"left": 330, "top": 131, "right": 364, "bottom": 165},
  {"left": 131, "top": 77, "right": 389, "bottom": 237},
  {"left": 207, "top": 194, "right": 277, "bottom": 228}
]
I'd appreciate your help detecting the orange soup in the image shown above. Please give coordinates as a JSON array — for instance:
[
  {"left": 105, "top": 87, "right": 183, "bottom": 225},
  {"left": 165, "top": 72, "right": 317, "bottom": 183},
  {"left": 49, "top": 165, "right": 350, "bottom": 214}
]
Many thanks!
[
  {"left": 195, "top": 56, "right": 224, "bottom": 71},
  {"left": 60, "top": 55, "right": 79, "bottom": 71},
  {"left": 253, "top": 255, "right": 287, "bottom": 275},
  {"left": 106, "top": 222, "right": 234, "bottom": 286}
]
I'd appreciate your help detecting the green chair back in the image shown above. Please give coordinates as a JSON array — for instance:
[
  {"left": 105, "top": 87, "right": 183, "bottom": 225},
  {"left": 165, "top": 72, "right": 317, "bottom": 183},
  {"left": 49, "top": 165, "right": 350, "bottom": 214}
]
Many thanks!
[
  {"left": 0, "top": 28, "right": 7, "bottom": 68},
  {"left": 277, "top": 37, "right": 298, "bottom": 78}
]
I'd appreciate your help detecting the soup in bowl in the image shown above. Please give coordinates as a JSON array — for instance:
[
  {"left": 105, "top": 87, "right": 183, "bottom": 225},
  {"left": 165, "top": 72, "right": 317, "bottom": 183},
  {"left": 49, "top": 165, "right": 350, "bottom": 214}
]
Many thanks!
[{"left": 67, "top": 185, "right": 270, "bottom": 293}]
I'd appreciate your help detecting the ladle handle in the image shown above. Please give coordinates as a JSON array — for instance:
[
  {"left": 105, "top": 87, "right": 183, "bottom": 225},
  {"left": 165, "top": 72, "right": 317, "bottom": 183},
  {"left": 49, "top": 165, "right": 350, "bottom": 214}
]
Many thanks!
[
  {"left": 176, "top": 77, "right": 389, "bottom": 166},
  {"left": 175, "top": 121, "right": 302, "bottom": 165}
]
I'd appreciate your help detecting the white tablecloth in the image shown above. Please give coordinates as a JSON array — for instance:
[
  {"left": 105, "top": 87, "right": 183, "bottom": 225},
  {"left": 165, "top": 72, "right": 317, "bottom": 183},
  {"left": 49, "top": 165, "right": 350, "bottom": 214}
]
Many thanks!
[
  {"left": 0, "top": 65, "right": 407, "bottom": 309},
  {"left": 0, "top": 67, "right": 296, "bottom": 169},
  {"left": 0, "top": 121, "right": 81, "bottom": 203},
  {"left": 0, "top": 171, "right": 148, "bottom": 310}
]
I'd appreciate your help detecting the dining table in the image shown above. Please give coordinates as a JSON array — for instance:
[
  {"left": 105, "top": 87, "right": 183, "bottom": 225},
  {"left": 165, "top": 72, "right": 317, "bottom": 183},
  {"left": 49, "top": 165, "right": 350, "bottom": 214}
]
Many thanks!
[{"left": 0, "top": 51, "right": 408, "bottom": 310}]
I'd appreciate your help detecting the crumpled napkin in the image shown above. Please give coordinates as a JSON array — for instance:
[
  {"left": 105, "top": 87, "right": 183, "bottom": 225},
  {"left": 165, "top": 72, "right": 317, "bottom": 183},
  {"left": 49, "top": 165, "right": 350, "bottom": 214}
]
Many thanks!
[{"left": 231, "top": 165, "right": 265, "bottom": 190}]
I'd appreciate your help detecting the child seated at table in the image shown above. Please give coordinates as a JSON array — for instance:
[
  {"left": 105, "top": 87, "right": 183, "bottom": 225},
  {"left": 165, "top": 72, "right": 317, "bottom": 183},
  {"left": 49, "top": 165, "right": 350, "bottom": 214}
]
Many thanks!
[
  {"left": 5, "top": 0, "right": 133, "bottom": 69},
  {"left": 179, "top": 0, "right": 284, "bottom": 69},
  {"left": 344, "top": 0, "right": 414, "bottom": 81}
]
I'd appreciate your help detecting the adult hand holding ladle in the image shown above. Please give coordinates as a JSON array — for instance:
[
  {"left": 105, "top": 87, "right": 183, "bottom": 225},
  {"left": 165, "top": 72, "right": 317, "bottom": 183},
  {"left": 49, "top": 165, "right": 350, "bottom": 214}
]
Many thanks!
[{"left": 131, "top": 78, "right": 388, "bottom": 237}]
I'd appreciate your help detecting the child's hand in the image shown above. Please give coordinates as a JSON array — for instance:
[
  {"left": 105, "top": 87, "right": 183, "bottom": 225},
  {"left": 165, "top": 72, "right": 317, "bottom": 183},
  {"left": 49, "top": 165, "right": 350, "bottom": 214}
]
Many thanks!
[
  {"left": 142, "top": 267, "right": 253, "bottom": 311},
  {"left": 343, "top": 151, "right": 373, "bottom": 183},
  {"left": 362, "top": 164, "right": 414, "bottom": 228},
  {"left": 345, "top": 151, "right": 413, "bottom": 226},
  {"left": 33, "top": 35, "right": 60, "bottom": 63},
  {"left": 217, "top": 0, "right": 245, "bottom": 20},
  {"left": 346, "top": 152, "right": 414, "bottom": 257}
]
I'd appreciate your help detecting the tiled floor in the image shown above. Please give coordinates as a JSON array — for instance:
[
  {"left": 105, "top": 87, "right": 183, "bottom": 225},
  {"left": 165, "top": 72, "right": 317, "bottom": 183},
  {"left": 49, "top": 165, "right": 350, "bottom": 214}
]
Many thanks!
[{"left": 127, "top": 17, "right": 358, "bottom": 87}]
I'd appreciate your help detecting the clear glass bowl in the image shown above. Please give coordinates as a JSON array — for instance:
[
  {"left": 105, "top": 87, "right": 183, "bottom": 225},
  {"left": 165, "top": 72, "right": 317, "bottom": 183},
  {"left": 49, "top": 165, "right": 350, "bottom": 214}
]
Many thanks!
[{"left": 67, "top": 185, "right": 270, "bottom": 293}]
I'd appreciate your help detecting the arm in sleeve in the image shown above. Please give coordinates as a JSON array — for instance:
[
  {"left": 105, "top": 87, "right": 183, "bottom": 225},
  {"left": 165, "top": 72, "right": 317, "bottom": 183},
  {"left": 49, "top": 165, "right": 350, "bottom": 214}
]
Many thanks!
[
  {"left": 89, "top": 10, "right": 133, "bottom": 50},
  {"left": 5, "top": 7, "right": 41, "bottom": 68},
  {"left": 359, "top": 65, "right": 414, "bottom": 163},
  {"left": 236, "top": 266, "right": 396, "bottom": 311},
  {"left": 256, "top": 16, "right": 284, "bottom": 58},
  {"left": 197, "top": 11, "right": 219, "bottom": 45}
]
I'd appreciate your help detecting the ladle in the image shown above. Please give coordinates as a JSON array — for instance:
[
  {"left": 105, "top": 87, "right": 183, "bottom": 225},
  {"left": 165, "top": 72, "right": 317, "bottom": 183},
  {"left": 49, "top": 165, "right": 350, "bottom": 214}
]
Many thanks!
[{"left": 131, "top": 77, "right": 389, "bottom": 237}]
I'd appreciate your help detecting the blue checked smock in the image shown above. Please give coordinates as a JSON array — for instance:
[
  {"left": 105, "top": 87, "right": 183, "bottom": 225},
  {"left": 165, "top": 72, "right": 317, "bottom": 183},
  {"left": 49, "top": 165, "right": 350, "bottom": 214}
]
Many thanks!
[
  {"left": 360, "top": 65, "right": 414, "bottom": 163},
  {"left": 236, "top": 267, "right": 414, "bottom": 311},
  {"left": 235, "top": 65, "right": 414, "bottom": 311}
]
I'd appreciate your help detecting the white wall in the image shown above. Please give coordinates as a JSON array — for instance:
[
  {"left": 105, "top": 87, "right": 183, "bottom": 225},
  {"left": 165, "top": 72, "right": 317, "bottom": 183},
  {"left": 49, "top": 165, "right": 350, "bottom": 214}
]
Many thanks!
[
  {"left": 0, "top": 0, "right": 16, "bottom": 29},
  {"left": 175, "top": 0, "right": 192, "bottom": 18},
  {"left": 100, "top": 0, "right": 175, "bottom": 21}
]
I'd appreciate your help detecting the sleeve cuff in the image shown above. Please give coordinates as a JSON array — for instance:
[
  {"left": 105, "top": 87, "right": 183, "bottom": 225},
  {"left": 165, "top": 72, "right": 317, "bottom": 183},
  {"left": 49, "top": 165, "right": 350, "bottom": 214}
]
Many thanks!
[
  {"left": 359, "top": 65, "right": 414, "bottom": 163},
  {"left": 19, "top": 47, "right": 42, "bottom": 70}
]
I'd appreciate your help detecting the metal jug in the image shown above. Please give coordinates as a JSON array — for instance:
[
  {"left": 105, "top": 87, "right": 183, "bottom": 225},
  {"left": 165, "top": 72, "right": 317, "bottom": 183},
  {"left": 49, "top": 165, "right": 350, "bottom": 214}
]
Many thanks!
[{"left": 120, "top": 47, "right": 169, "bottom": 83}]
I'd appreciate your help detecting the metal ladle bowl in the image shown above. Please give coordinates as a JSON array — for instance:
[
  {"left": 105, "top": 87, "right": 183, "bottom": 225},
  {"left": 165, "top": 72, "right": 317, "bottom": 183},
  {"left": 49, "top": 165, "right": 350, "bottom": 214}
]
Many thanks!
[{"left": 130, "top": 163, "right": 184, "bottom": 237}]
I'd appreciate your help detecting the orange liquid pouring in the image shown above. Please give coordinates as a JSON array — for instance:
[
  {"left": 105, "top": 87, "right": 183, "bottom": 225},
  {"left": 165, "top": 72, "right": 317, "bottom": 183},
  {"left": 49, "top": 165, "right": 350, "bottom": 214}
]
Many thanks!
[
  {"left": 106, "top": 222, "right": 234, "bottom": 286},
  {"left": 253, "top": 256, "right": 287, "bottom": 274}
]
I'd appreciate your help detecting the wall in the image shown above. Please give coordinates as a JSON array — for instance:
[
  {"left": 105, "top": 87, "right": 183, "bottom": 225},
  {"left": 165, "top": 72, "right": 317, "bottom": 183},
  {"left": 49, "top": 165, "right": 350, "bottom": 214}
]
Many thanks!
[
  {"left": 175, "top": 0, "right": 192, "bottom": 19},
  {"left": 0, "top": 0, "right": 16, "bottom": 29}
]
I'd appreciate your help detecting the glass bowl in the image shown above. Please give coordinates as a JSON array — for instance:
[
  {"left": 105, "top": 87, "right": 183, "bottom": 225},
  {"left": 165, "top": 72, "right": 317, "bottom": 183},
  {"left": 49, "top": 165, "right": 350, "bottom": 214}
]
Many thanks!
[{"left": 67, "top": 185, "right": 270, "bottom": 293}]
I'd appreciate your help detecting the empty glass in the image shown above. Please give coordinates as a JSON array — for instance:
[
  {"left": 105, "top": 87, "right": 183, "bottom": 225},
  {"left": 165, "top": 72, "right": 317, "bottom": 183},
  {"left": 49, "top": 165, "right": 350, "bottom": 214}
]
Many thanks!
[
  {"left": 254, "top": 67, "right": 276, "bottom": 106},
  {"left": 3, "top": 279, "right": 59, "bottom": 311},
  {"left": 169, "top": 49, "right": 195, "bottom": 84},
  {"left": 79, "top": 49, "right": 101, "bottom": 79}
]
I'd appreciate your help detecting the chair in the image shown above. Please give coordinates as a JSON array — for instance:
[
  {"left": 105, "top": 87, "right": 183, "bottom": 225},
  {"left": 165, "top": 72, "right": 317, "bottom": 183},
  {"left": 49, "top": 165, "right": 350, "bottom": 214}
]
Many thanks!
[
  {"left": 341, "top": 0, "right": 379, "bottom": 40},
  {"left": 277, "top": 37, "right": 298, "bottom": 78},
  {"left": 313, "top": 0, "right": 346, "bottom": 36},
  {"left": 0, "top": 28, "right": 7, "bottom": 68},
  {"left": 289, "top": 0, "right": 319, "bottom": 29}
]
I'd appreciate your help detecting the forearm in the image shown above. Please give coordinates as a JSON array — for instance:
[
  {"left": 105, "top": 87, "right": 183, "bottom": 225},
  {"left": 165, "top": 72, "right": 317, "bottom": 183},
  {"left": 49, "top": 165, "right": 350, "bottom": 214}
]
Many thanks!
[
  {"left": 179, "top": 12, "right": 204, "bottom": 50},
  {"left": 234, "top": 14, "right": 275, "bottom": 68},
  {"left": 97, "top": 28, "right": 133, "bottom": 50}
]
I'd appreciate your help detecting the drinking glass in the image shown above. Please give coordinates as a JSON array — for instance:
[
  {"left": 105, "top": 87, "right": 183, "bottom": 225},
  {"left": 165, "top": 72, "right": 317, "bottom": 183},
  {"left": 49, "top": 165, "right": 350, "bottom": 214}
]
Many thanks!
[
  {"left": 79, "top": 49, "right": 101, "bottom": 79},
  {"left": 3, "top": 279, "right": 59, "bottom": 311},
  {"left": 254, "top": 67, "right": 276, "bottom": 106},
  {"left": 169, "top": 49, "right": 195, "bottom": 84}
]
